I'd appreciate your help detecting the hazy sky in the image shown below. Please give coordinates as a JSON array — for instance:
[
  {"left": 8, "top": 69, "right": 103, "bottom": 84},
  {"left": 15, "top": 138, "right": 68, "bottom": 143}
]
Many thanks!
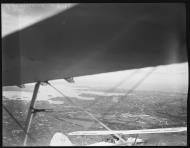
[
  {"left": 74, "top": 62, "right": 188, "bottom": 93},
  {"left": 1, "top": 3, "right": 76, "bottom": 37}
]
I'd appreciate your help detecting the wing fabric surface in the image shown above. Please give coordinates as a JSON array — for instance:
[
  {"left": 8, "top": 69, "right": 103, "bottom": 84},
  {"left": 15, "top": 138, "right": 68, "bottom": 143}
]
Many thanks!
[{"left": 2, "top": 3, "right": 187, "bottom": 86}]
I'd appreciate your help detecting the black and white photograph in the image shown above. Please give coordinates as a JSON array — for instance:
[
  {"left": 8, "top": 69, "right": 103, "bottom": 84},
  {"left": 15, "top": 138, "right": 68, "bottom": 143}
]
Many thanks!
[{"left": 2, "top": 3, "right": 188, "bottom": 146}]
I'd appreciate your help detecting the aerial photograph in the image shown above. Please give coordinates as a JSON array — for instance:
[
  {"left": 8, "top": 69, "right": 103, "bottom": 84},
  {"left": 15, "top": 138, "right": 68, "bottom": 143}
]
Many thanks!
[{"left": 2, "top": 3, "right": 187, "bottom": 146}]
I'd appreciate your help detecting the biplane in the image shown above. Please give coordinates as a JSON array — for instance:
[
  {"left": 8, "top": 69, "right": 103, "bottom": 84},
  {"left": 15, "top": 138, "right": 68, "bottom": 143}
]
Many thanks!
[{"left": 2, "top": 3, "right": 187, "bottom": 146}]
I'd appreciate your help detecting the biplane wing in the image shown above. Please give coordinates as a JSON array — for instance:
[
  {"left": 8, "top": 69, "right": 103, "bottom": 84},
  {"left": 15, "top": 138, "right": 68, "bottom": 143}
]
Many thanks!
[
  {"left": 2, "top": 3, "right": 187, "bottom": 86},
  {"left": 68, "top": 127, "right": 187, "bottom": 136}
]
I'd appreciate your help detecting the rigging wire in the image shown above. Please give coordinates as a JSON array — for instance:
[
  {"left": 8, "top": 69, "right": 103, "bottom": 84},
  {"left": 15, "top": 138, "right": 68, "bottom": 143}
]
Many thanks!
[
  {"left": 47, "top": 82, "right": 127, "bottom": 143},
  {"left": 80, "top": 68, "right": 143, "bottom": 143},
  {"left": 101, "top": 67, "right": 157, "bottom": 117},
  {"left": 2, "top": 66, "right": 157, "bottom": 145},
  {"left": 92, "top": 67, "right": 157, "bottom": 145},
  {"left": 51, "top": 114, "right": 83, "bottom": 127},
  {"left": 83, "top": 69, "right": 141, "bottom": 110},
  {"left": 46, "top": 67, "right": 157, "bottom": 144},
  {"left": 3, "top": 105, "right": 36, "bottom": 142}
]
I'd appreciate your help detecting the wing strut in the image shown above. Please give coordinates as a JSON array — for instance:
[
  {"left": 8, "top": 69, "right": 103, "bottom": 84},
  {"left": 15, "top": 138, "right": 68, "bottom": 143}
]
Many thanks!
[{"left": 23, "top": 81, "right": 41, "bottom": 146}]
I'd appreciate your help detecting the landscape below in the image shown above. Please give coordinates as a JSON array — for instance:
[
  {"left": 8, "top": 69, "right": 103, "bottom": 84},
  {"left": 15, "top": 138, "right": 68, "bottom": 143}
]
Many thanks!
[{"left": 3, "top": 89, "right": 187, "bottom": 146}]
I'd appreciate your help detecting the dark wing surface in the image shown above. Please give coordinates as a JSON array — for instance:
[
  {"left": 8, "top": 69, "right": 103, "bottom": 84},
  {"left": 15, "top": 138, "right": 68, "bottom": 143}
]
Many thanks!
[{"left": 2, "top": 3, "right": 187, "bottom": 86}]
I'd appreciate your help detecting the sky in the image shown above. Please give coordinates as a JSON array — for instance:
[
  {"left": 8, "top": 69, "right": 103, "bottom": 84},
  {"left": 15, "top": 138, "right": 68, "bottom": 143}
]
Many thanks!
[
  {"left": 74, "top": 62, "right": 189, "bottom": 93},
  {"left": 1, "top": 3, "right": 76, "bottom": 37}
]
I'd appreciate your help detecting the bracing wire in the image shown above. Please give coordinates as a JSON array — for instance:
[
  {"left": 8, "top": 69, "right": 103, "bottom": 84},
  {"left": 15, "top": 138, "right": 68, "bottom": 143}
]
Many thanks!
[
  {"left": 83, "top": 69, "right": 141, "bottom": 110},
  {"left": 47, "top": 82, "right": 127, "bottom": 143},
  {"left": 47, "top": 67, "right": 157, "bottom": 144},
  {"left": 101, "top": 67, "right": 157, "bottom": 117},
  {"left": 3, "top": 105, "right": 36, "bottom": 142},
  {"left": 2, "top": 66, "right": 157, "bottom": 145}
]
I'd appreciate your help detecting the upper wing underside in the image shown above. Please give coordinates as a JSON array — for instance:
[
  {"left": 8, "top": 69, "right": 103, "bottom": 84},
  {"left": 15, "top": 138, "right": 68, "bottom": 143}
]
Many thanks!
[{"left": 2, "top": 3, "right": 187, "bottom": 86}]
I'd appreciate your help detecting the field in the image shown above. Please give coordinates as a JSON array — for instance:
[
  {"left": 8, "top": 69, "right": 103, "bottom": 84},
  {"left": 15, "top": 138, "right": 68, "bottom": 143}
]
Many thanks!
[{"left": 2, "top": 89, "right": 187, "bottom": 146}]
